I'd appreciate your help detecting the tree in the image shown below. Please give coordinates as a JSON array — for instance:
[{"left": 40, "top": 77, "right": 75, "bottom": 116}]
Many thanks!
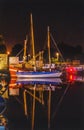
[
  {"left": 11, "top": 43, "right": 23, "bottom": 57},
  {"left": 0, "top": 35, "right": 5, "bottom": 45},
  {"left": 75, "top": 45, "right": 82, "bottom": 54},
  {"left": 0, "top": 35, "right": 7, "bottom": 53},
  {"left": 57, "top": 41, "right": 83, "bottom": 60}
]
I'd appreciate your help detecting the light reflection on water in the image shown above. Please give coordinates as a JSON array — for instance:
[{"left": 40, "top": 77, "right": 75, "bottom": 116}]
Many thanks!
[
  {"left": 66, "top": 74, "right": 84, "bottom": 83},
  {"left": 0, "top": 74, "right": 84, "bottom": 130}
]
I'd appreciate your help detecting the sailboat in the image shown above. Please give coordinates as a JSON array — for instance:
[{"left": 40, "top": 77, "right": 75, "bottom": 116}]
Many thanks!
[{"left": 16, "top": 14, "right": 62, "bottom": 78}]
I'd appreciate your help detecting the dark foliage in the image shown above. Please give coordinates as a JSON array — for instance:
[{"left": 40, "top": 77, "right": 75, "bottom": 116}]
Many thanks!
[
  {"left": 0, "top": 35, "right": 7, "bottom": 53},
  {"left": 11, "top": 43, "right": 23, "bottom": 57}
]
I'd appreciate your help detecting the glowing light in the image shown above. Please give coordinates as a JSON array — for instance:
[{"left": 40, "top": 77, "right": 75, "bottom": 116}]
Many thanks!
[
  {"left": 65, "top": 67, "right": 77, "bottom": 74},
  {"left": 67, "top": 74, "right": 76, "bottom": 82},
  {"left": 7, "top": 51, "right": 10, "bottom": 55},
  {"left": 56, "top": 52, "right": 59, "bottom": 61}
]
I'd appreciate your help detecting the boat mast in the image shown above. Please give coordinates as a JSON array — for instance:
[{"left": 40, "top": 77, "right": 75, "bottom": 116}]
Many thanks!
[
  {"left": 30, "top": 13, "right": 36, "bottom": 66},
  {"left": 23, "top": 39, "right": 27, "bottom": 62},
  {"left": 47, "top": 26, "right": 51, "bottom": 65}
]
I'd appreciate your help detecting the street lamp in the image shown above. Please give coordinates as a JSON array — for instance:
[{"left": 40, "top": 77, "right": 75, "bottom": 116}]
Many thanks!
[
  {"left": 7, "top": 51, "right": 10, "bottom": 70},
  {"left": 7, "top": 51, "right": 10, "bottom": 55},
  {"left": 28, "top": 54, "right": 31, "bottom": 61},
  {"left": 56, "top": 52, "right": 59, "bottom": 61}
]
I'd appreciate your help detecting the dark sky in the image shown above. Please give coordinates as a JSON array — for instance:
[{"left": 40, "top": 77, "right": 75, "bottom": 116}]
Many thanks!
[{"left": 0, "top": 0, "right": 84, "bottom": 52}]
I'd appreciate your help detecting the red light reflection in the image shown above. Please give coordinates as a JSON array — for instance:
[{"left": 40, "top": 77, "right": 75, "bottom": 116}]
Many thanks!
[{"left": 67, "top": 74, "right": 77, "bottom": 82}]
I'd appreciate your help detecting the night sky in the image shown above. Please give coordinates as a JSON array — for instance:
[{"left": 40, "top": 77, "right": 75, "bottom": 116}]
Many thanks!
[{"left": 0, "top": 0, "right": 84, "bottom": 52}]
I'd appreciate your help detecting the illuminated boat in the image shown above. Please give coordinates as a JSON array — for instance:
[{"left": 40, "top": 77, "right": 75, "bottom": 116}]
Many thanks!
[
  {"left": 16, "top": 17, "right": 62, "bottom": 78},
  {"left": 16, "top": 70, "right": 62, "bottom": 78},
  {"left": 14, "top": 14, "right": 63, "bottom": 79}
]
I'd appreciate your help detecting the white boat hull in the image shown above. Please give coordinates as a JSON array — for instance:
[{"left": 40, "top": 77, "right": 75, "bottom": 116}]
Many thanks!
[{"left": 16, "top": 71, "right": 62, "bottom": 78}]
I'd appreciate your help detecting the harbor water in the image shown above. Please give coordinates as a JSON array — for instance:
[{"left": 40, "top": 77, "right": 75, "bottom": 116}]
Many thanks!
[{"left": 0, "top": 74, "right": 84, "bottom": 130}]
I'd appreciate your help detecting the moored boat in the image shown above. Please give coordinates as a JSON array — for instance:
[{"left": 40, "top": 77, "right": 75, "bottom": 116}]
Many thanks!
[
  {"left": 16, "top": 70, "right": 62, "bottom": 78},
  {"left": 13, "top": 14, "right": 63, "bottom": 79}
]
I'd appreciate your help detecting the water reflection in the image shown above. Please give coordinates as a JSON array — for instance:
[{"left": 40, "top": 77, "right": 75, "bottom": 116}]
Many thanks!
[
  {"left": 16, "top": 78, "right": 63, "bottom": 91},
  {"left": 0, "top": 73, "right": 84, "bottom": 130},
  {"left": 0, "top": 115, "right": 8, "bottom": 129},
  {"left": 67, "top": 74, "right": 84, "bottom": 83},
  {"left": 0, "top": 73, "right": 10, "bottom": 129},
  {"left": 0, "top": 74, "right": 10, "bottom": 96},
  {"left": 16, "top": 78, "right": 62, "bottom": 85}
]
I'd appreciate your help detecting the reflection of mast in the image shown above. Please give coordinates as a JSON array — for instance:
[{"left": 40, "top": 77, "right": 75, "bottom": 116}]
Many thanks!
[
  {"left": 47, "top": 26, "right": 51, "bottom": 65},
  {"left": 30, "top": 13, "right": 35, "bottom": 65},
  {"left": 48, "top": 86, "right": 51, "bottom": 129}
]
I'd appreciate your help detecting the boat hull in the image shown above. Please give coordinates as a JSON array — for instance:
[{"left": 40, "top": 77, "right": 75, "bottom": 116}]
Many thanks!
[{"left": 16, "top": 71, "right": 62, "bottom": 78}]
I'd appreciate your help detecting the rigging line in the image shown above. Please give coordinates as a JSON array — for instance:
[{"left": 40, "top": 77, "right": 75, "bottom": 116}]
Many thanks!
[
  {"left": 50, "top": 33, "right": 65, "bottom": 62},
  {"left": 16, "top": 48, "right": 23, "bottom": 57},
  {"left": 15, "top": 35, "right": 28, "bottom": 57},
  {"left": 14, "top": 96, "right": 23, "bottom": 106},
  {"left": 27, "top": 51, "right": 44, "bottom": 64},
  {"left": 52, "top": 83, "right": 70, "bottom": 119}
]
